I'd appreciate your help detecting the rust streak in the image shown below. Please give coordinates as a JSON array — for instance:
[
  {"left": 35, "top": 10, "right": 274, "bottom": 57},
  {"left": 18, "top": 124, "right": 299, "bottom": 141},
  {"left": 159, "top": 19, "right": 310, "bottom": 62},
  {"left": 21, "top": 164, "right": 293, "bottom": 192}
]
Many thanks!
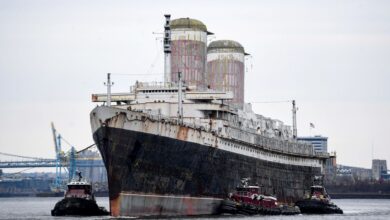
[
  {"left": 110, "top": 196, "right": 120, "bottom": 217},
  {"left": 183, "top": 197, "right": 194, "bottom": 215},
  {"left": 177, "top": 126, "right": 189, "bottom": 141}
]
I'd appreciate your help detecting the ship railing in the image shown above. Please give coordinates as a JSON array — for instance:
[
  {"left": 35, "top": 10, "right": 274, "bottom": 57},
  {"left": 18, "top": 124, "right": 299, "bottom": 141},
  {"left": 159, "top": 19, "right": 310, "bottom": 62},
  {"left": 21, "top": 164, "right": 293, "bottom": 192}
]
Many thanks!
[
  {"left": 146, "top": 113, "right": 178, "bottom": 125},
  {"left": 130, "top": 81, "right": 178, "bottom": 92},
  {"left": 144, "top": 110, "right": 216, "bottom": 129},
  {"left": 143, "top": 112, "right": 208, "bottom": 131}
]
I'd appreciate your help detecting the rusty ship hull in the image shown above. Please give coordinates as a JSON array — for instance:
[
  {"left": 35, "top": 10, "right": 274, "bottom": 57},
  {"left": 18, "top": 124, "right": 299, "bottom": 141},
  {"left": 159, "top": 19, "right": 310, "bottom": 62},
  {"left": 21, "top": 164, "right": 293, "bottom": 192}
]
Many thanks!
[{"left": 91, "top": 106, "right": 325, "bottom": 217}]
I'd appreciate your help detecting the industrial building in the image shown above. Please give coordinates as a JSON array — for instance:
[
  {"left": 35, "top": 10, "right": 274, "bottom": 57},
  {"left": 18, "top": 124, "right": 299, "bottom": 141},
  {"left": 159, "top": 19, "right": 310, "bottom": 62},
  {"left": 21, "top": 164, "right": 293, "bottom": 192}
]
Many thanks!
[{"left": 77, "top": 149, "right": 107, "bottom": 183}]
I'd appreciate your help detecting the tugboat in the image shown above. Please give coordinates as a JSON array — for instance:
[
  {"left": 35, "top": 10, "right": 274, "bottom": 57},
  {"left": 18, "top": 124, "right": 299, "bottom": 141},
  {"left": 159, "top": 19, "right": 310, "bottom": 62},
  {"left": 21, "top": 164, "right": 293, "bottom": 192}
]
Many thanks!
[
  {"left": 295, "top": 176, "right": 343, "bottom": 214},
  {"left": 219, "top": 178, "right": 300, "bottom": 215},
  {"left": 51, "top": 172, "right": 109, "bottom": 216}
]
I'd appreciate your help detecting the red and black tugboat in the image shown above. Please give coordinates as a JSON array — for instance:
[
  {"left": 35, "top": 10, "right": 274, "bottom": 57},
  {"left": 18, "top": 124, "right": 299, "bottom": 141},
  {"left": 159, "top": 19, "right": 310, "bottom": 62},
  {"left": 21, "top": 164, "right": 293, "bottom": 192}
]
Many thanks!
[
  {"left": 51, "top": 172, "right": 109, "bottom": 216},
  {"left": 219, "top": 178, "right": 300, "bottom": 215},
  {"left": 295, "top": 176, "right": 343, "bottom": 214}
]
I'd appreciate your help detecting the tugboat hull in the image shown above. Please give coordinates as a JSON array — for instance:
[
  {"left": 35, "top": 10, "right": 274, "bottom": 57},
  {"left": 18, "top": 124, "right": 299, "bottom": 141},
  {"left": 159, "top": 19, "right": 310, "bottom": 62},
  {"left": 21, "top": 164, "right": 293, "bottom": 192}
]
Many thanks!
[
  {"left": 295, "top": 199, "right": 343, "bottom": 214},
  {"left": 219, "top": 199, "right": 301, "bottom": 215},
  {"left": 51, "top": 197, "right": 109, "bottom": 216}
]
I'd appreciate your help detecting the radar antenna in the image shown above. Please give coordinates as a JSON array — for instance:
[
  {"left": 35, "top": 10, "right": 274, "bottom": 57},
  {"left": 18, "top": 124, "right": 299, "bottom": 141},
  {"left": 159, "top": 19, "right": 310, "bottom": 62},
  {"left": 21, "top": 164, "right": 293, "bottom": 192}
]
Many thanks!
[{"left": 163, "top": 14, "right": 172, "bottom": 83}]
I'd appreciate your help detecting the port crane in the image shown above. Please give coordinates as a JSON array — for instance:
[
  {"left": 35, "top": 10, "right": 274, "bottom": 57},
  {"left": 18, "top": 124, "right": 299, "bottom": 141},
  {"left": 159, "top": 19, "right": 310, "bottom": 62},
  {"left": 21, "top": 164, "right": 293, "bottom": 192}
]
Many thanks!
[{"left": 0, "top": 123, "right": 104, "bottom": 190}]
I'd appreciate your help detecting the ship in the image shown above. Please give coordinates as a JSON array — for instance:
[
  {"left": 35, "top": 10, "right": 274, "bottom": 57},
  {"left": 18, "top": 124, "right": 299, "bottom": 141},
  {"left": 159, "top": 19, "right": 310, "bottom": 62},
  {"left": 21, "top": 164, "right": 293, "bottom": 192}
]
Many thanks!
[
  {"left": 295, "top": 176, "right": 343, "bottom": 214},
  {"left": 90, "top": 14, "right": 329, "bottom": 217},
  {"left": 51, "top": 172, "right": 109, "bottom": 216}
]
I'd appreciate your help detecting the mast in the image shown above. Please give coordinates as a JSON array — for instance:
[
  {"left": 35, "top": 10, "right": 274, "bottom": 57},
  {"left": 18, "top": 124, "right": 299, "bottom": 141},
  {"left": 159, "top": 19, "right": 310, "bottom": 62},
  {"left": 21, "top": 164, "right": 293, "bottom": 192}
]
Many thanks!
[
  {"left": 177, "top": 71, "right": 183, "bottom": 124},
  {"left": 292, "top": 100, "right": 297, "bottom": 139},
  {"left": 105, "top": 73, "right": 113, "bottom": 107},
  {"left": 164, "top": 14, "right": 172, "bottom": 83}
]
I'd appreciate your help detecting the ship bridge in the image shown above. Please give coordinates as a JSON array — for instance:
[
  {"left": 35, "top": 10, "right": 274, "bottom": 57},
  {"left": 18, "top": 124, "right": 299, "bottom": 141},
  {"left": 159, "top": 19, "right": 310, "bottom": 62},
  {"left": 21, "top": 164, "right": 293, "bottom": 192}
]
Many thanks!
[
  {"left": 92, "top": 81, "right": 236, "bottom": 119},
  {"left": 92, "top": 81, "right": 234, "bottom": 103}
]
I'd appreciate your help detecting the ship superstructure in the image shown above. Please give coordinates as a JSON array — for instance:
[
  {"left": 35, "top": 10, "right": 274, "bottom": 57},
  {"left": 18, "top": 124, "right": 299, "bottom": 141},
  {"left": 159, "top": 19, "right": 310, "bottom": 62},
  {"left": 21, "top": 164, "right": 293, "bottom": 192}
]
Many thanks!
[
  {"left": 90, "top": 15, "right": 329, "bottom": 217},
  {"left": 92, "top": 81, "right": 324, "bottom": 166}
]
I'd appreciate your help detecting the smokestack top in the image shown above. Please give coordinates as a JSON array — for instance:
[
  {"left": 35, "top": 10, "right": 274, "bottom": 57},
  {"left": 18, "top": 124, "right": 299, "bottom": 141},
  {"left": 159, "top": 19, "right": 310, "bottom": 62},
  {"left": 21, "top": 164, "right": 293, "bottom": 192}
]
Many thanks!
[
  {"left": 207, "top": 40, "right": 246, "bottom": 54},
  {"left": 170, "top": 17, "right": 207, "bottom": 32}
]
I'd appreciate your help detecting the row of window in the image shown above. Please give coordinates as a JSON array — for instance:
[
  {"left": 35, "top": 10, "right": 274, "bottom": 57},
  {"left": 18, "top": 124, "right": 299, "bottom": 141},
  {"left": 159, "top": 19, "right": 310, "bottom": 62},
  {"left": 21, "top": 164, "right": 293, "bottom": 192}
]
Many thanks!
[
  {"left": 219, "top": 139, "right": 315, "bottom": 164},
  {"left": 141, "top": 90, "right": 177, "bottom": 93}
]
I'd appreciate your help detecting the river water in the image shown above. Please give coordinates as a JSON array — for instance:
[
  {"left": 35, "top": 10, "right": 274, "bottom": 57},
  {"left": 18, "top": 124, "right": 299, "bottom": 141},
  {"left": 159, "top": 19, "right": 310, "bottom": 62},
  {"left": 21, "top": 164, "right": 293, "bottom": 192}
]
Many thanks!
[{"left": 0, "top": 197, "right": 389, "bottom": 219}]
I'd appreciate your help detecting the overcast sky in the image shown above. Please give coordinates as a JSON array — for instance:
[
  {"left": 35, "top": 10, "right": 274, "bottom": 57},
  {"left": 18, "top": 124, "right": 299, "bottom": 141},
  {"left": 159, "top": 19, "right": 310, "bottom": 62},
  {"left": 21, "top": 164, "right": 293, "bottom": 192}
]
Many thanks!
[{"left": 0, "top": 0, "right": 389, "bottom": 170}]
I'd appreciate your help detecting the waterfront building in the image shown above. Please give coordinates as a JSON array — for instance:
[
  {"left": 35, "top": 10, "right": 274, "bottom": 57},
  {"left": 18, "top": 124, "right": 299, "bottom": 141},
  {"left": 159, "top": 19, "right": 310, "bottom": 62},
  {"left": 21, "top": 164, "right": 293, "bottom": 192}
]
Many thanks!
[
  {"left": 298, "top": 135, "right": 328, "bottom": 152},
  {"left": 77, "top": 149, "right": 107, "bottom": 183},
  {"left": 324, "top": 152, "right": 337, "bottom": 183},
  {"left": 372, "top": 159, "right": 388, "bottom": 181}
]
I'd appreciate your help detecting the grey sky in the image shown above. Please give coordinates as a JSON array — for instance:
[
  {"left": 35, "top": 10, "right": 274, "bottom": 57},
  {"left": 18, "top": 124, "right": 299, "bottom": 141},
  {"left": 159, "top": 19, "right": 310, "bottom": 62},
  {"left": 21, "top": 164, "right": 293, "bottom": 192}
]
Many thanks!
[{"left": 0, "top": 0, "right": 389, "bottom": 169}]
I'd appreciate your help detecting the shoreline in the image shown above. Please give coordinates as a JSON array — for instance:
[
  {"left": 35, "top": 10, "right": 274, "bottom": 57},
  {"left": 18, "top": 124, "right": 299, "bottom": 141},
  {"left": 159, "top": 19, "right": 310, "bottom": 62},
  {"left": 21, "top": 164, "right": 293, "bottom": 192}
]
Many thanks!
[
  {"left": 0, "top": 192, "right": 108, "bottom": 198},
  {"left": 2, "top": 193, "right": 390, "bottom": 199},
  {"left": 329, "top": 193, "right": 390, "bottom": 199}
]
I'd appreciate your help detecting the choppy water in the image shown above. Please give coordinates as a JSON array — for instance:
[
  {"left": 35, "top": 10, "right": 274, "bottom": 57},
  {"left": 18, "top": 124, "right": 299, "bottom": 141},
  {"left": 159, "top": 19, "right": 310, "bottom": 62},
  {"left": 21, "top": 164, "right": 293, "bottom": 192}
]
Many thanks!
[{"left": 0, "top": 197, "right": 389, "bottom": 219}]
